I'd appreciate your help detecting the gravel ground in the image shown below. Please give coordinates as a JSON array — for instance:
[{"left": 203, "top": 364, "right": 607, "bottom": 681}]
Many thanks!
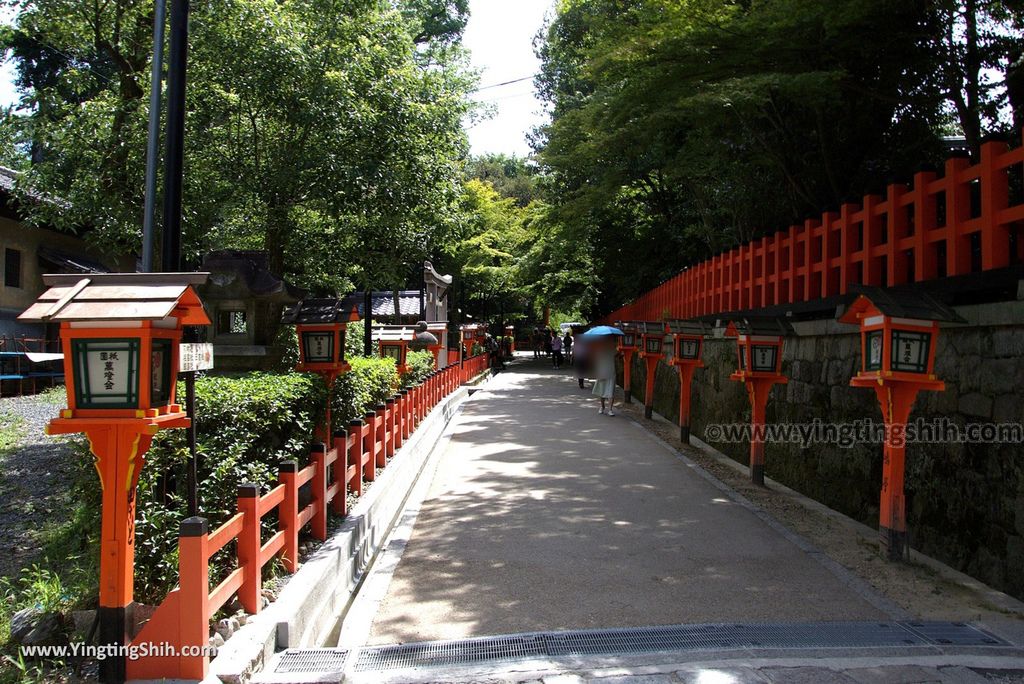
[{"left": 0, "top": 392, "right": 80, "bottom": 581}]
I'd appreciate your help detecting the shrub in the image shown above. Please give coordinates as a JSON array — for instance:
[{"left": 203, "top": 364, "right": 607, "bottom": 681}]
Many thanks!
[
  {"left": 20, "top": 357, "right": 416, "bottom": 617},
  {"left": 332, "top": 356, "right": 399, "bottom": 426},
  {"left": 401, "top": 350, "right": 435, "bottom": 386}
]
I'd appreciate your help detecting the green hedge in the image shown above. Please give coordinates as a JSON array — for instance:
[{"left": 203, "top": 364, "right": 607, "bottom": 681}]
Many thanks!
[
  {"left": 332, "top": 356, "right": 400, "bottom": 426},
  {"left": 401, "top": 350, "right": 435, "bottom": 386},
  {"left": 47, "top": 359, "right": 411, "bottom": 607}
]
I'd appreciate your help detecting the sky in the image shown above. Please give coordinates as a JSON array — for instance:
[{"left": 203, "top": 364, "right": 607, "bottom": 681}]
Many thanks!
[
  {"left": 463, "top": 0, "right": 555, "bottom": 158},
  {"left": 0, "top": 6, "right": 16, "bottom": 108},
  {"left": 0, "top": 2, "right": 554, "bottom": 155}
]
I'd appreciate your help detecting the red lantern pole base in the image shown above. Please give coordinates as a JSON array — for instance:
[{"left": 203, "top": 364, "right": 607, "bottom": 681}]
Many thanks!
[
  {"left": 674, "top": 363, "right": 700, "bottom": 445},
  {"left": 730, "top": 372, "right": 787, "bottom": 486},
  {"left": 47, "top": 413, "right": 188, "bottom": 683},
  {"left": 852, "top": 374, "right": 943, "bottom": 561},
  {"left": 642, "top": 355, "right": 661, "bottom": 419}
]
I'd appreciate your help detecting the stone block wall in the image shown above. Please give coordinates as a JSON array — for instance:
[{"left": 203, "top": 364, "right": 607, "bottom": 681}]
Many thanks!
[{"left": 618, "top": 312, "right": 1024, "bottom": 600}]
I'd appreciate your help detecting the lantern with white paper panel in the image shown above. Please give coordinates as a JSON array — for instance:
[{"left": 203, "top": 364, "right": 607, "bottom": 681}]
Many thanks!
[
  {"left": 725, "top": 317, "right": 793, "bottom": 487},
  {"left": 636, "top": 321, "right": 668, "bottom": 420},
  {"left": 838, "top": 285, "right": 963, "bottom": 561},
  {"left": 282, "top": 297, "right": 361, "bottom": 441},
  {"left": 18, "top": 272, "right": 211, "bottom": 682},
  {"left": 666, "top": 319, "right": 708, "bottom": 444},
  {"left": 375, "top": 325, "right": 412, "bottom": 374}
]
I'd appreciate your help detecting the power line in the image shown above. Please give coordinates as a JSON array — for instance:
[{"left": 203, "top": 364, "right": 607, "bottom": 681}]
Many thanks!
[{"left": 472, "top": 74, "right": 538, "bottom": 93}]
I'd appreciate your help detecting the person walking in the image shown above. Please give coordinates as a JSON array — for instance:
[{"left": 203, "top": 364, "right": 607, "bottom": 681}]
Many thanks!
[
  {"left": 574, "top": 335, "right": 589, "bottom": 388},
  {"left": 563, "top": 331, "right": 573, "bottom": 365},
  {"left": 592, "top": 337, "right": 617, "bottom": 415},
  {"left": 551, "top": 331, "right": 563, "bottom": 369}
]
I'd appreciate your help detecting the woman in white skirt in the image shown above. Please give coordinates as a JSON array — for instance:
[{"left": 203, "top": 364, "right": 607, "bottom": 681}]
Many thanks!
[{"left": 591, "top": 338, "right": 617, "bottom": 416}]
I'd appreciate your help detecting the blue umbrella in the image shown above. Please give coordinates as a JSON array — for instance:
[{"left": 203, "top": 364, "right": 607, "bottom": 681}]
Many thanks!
[{"left": 580, "top": 325, "right": 624, "bottom": 337}]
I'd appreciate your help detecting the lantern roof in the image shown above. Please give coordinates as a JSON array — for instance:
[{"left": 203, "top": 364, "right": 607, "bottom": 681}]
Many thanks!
[
  {"left": 281, "top": 298, "right": 360, "bottom": 325},
  {"left": 666, "top": 319, "right": 708, "bottom": 337},
  {"left": 19, "top": 272, "right": 211, "bottom": 325},
  {"left": 838, "top": 285, "right": 966, "bottom": 325},
  {"left": 724, "top": 316, "right": 795, "bottom": 338}
]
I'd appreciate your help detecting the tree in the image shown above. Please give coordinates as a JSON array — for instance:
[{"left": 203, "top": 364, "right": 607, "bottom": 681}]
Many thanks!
[
  {"left": 0, "top": 0, "right": 474, "bottom": 299},
  {"left": 465, "top": 153, "right": 540, "bottom": 207},
  {"left": 444, "top": 178, "right": 529, "bottom": 322},
  {"left": 532, "top": 0, "right": 1017, "bottom": 318}
]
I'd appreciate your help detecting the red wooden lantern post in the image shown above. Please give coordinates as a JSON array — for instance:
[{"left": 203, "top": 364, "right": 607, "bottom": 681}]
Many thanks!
[
  {"left": 666, "top": 319, "right": 708, "bottom": 444},
  {"left": 615, "top": 321, "right": 638, "bottom": 404},
  {"left": 460, "top": 323, "right": 480, "bottom": 358},
  {"left": 637, "top": 321, "right": 666, "bottom": 419},
  {"left": 18, "top": 272, "right": 210, "bottom": 684},
  {"left": 838, "top": 286, "right": 963, "bottom": 560},
  {"left": 725, "top": 317, "right": 792, "bottom": 486},
  {"left": 283, "top": 298, "right": 360, "bottom": 442},
  {"left": 505, "top": 324, "right": 515, "bottom": 354}
]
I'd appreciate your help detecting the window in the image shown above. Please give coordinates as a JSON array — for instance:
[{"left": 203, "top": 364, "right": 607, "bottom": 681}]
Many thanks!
[
  {"left": 5, "top": 248, "right": 21, "bottom": 288},
  {"left": 217, "top": 309, "right": 248, "bottom": 336}
]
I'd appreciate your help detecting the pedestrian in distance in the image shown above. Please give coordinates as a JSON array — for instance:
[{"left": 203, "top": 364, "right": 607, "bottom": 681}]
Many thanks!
[
  {"left": 487, "top": 334, "right": 505, "bottom": 371},
  {"left": 544, "top": 330, "right": 553, "bottom": 357},
  {"left": 563, "top": 330, "right": 573, "bottom": 365},
  {"left": 551, "top": 331, "right": 563, "bottom": 369},
  {"left": 574, "top": 335, "right": 589, "bottom": 389},
  {"left": 592, "top": 337, "right": 617, "bottom": 415}
]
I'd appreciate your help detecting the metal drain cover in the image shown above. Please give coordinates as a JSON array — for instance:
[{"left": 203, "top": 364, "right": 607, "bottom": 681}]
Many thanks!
[
  {"left": 276, "top": 648, "right": 349, "bottom": 673},
  {"left": 350, "top": 621, "right": 1009, "bottom": 672}
]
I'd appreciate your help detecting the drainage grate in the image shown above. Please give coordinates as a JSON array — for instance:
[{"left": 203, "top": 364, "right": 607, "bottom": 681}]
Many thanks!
[
  {"left": 902, "top": 621, "right": 1006, "bottom": 646},
  {"left": 351, "top": 621, "right": 1008, "bottom": 672},
  {"left": 275, "top": 648, "right": 349, "bottom": 673}
]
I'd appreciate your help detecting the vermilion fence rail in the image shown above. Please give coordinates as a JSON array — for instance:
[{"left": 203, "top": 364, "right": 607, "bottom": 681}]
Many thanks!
[
  {"left": 601, "top": 136, "right": 1024, "bottom": 323},
  {"left": 127, "top": 356, "right": 490, "bottom": 681}
]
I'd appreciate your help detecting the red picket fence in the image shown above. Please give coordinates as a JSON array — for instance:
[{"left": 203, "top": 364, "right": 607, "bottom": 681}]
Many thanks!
[
  {"left": 601, "top": 135, "right": 1024, "bottom": 323},
  {"left": 461, "top": 351, "right": 489, "bottom": 380},
  {"left": 127, "top": 357, "right": 489, "bottom": 681}
]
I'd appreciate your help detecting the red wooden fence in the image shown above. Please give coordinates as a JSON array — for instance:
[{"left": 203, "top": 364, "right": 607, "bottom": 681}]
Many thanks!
[
  {"left": 127, "top": 356, "right": 490, "bottom": 681},
  {"left": 601, "top": 136, "right": 1024, "bottom": 323}
]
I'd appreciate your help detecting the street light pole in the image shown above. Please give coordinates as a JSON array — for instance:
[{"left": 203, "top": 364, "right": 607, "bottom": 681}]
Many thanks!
[
  {"left": 141, "top": 0, "right": 166, "bottom": 273},
  {"left": 162, "top": 0, "right": 188, "bottom": 271}
]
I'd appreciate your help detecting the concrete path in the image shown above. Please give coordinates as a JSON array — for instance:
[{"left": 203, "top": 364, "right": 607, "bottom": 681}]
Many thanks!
[{"left": 357, "top": 358, "right": 890, "bottom": 646}]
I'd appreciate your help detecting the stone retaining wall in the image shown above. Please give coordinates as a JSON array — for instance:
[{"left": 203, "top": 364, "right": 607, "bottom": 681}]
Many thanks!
[{"left": 619, "top": 304, "right": 1024, "bottom": 600}]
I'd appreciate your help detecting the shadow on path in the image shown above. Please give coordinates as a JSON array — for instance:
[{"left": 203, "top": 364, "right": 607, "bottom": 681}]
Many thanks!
[{"left": 367, "top": 359, "right": 887, "bottom": 645}]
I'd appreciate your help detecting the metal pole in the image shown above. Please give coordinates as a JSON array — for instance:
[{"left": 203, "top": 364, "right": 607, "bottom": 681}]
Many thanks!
[
  {"left": 364, "top": 289, "right": 373, "bottom": 356},
  {"left": 162, "top": 0, "right": 198, "bottom": 516},
  {"left": 141, "top": 0, "right": 167, "bottom": 273},
  {"left": 162, "top": 0, "right": 188, "bottom": 272}
]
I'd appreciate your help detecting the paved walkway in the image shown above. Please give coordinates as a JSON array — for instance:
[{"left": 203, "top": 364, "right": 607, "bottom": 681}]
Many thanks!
[{"left": 355, "top": 358, "right": 891, "bottom": 647}]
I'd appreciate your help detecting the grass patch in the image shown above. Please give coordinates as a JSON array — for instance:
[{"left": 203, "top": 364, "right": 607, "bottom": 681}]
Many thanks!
[
  {"left": 0, "top": 413, "right": 23, "bottom": 455},
  {"left": 37, "top": 386, "right": 66, "bottom": 406}
]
